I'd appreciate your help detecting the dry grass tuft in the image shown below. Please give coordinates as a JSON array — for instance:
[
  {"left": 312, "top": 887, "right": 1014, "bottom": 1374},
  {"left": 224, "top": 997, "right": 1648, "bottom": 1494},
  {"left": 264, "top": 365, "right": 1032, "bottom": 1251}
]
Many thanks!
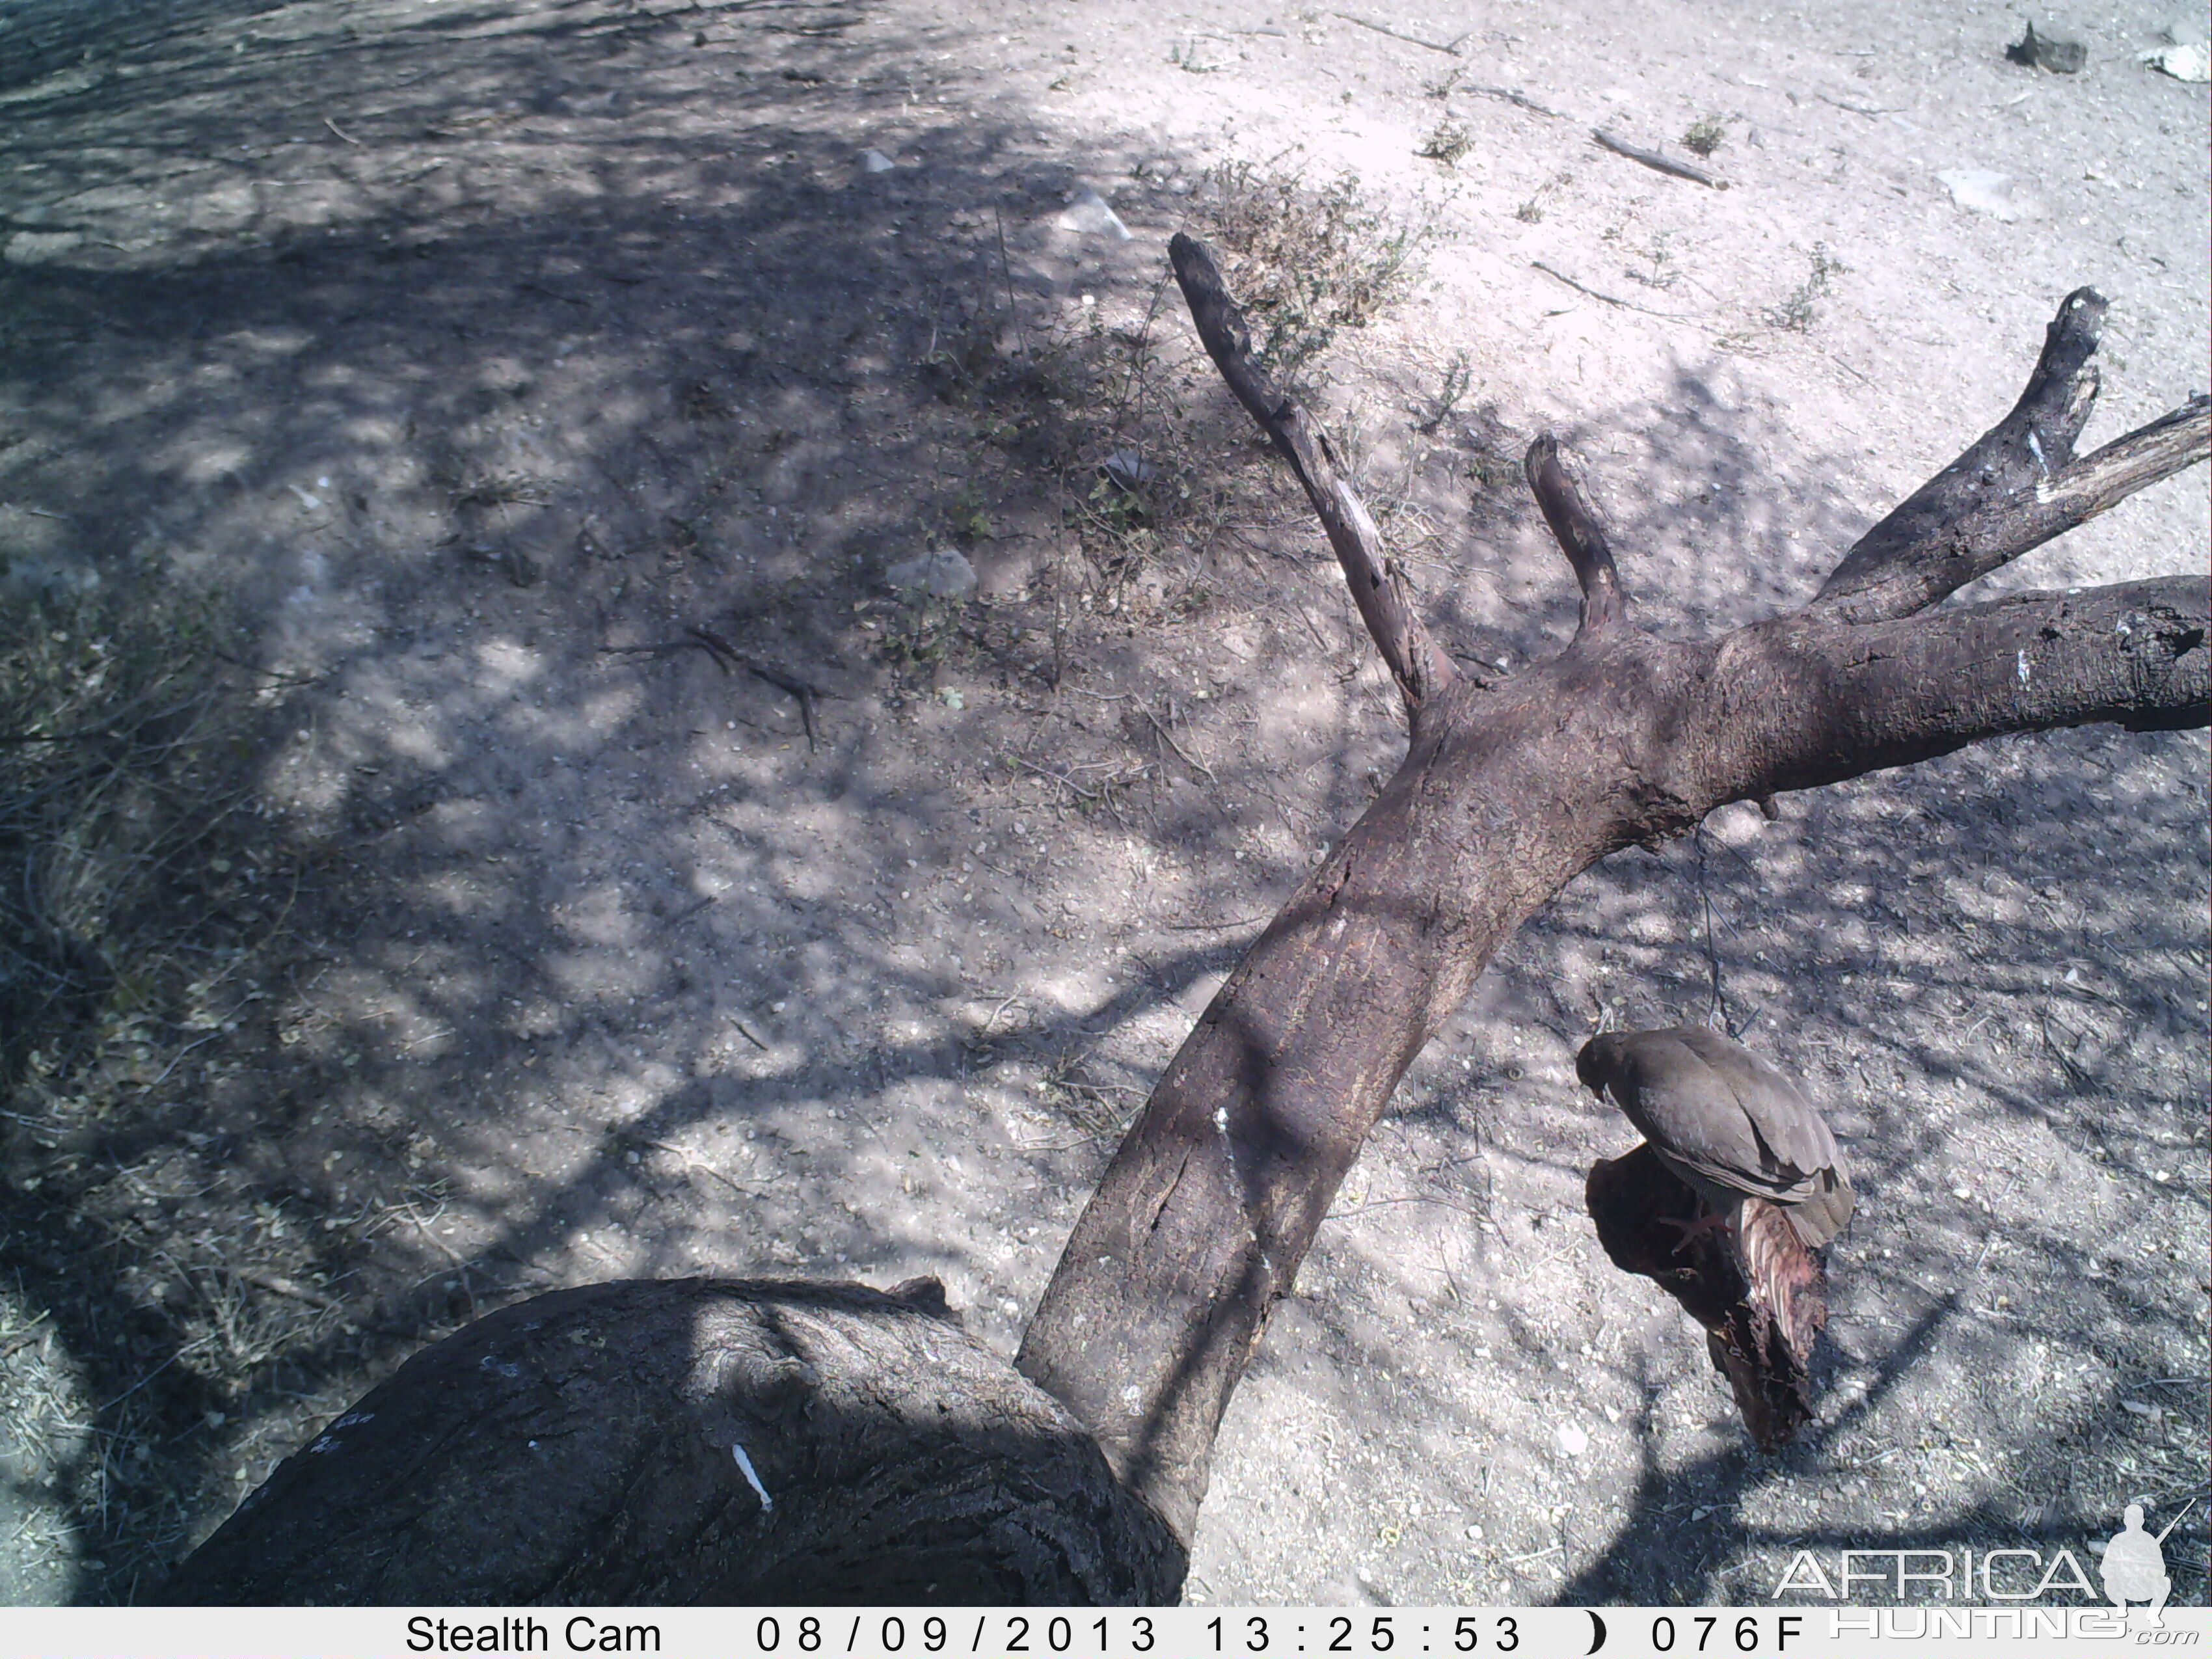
[
  {"left": 0, "top": 582, "right": 343, "bottom": 1599},
  {"left": 1194, "top": 162, "right": 1424, "bottom": 385}
]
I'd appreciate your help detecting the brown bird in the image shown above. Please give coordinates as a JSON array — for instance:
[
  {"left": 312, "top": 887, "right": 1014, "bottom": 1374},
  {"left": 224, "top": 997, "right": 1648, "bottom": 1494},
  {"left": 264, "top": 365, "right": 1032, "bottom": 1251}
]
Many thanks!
[{"left": 1576, "top": 1026, "right": 1854, "bottom": 1249}]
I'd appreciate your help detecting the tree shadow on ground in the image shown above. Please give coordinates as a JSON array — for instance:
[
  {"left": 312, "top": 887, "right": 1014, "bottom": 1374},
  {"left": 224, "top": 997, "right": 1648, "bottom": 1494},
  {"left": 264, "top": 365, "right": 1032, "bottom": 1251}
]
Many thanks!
[{"left": 0, "top": 0, "right": 2202, "bottom": 1610}]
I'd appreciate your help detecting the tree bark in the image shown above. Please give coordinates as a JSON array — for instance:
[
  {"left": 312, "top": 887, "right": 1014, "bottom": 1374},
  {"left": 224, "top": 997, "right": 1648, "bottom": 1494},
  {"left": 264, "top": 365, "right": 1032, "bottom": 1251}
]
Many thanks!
[
  {"left": 1014, "top": 243, "right": 2209, "bottom": 1543},
  {"left": 164, "top": 1279, "right": 1185, "bottom": 1605}
]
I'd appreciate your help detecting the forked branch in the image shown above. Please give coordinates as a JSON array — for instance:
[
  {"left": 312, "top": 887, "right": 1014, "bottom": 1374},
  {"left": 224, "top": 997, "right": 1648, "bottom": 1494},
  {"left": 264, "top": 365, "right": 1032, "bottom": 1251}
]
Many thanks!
[
  {"left": 1168, "top": 233, "right": 1455, "bottom": 714},
  {"left": 1018, "top": 250, "right": 2204, "bottom": 1541},
  {"left": 1816, "top": 286, "right": 2209, "bottom": 623},
  {"left": 1814, "top": 396, "right": 2211, "bottom": 625}
]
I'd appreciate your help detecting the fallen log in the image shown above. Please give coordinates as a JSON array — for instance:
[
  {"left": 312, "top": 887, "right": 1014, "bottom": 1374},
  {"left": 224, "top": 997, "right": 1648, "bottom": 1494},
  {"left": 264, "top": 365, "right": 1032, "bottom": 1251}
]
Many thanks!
[{"left": 165, "top": 1278, "right": 1184, "bottom": 1604}]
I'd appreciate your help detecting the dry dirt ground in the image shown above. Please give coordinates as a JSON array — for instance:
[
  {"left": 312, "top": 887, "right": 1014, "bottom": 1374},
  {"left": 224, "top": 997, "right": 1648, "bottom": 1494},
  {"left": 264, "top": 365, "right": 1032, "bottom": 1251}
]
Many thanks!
[{"left": 1, "top": 0, "right": 2207, "bottom": 1610}]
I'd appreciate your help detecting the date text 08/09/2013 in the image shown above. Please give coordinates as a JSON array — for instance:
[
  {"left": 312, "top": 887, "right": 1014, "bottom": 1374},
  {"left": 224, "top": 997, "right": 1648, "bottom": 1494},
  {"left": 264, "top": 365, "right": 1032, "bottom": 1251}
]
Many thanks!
[{"left": 401, "top": 1610, "right": 1827, "bottom": 1658}]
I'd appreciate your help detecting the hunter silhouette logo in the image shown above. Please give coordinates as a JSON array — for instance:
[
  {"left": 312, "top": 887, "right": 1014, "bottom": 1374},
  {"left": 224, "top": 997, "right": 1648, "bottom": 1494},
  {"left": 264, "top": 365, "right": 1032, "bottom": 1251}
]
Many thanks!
[{"left": 2099, "top": 1504, "right": 2179, "bottom": 1628}]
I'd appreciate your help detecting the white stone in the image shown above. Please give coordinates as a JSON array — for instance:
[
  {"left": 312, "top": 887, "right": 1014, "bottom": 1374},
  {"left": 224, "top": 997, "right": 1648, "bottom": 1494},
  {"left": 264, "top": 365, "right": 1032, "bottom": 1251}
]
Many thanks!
[
  {"left": 885, "top": 548, "right": 977, "bottom": 596},
  {"left": 1057, "top": 187, "right": 1131, "bottom": 241},
  {"left": 2145, "top": 40, "right": 2210, "bottom": 80},
  {"left": 1936, "top": 169, "right": 2040, "bottom": 222}
]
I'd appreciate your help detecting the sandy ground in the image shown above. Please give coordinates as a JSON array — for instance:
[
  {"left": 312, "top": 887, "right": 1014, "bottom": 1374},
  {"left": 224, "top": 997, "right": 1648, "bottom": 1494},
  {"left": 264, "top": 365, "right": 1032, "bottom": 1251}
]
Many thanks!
[{"left": 0, "top": 0, "right": 2206, "bottom": 1608}]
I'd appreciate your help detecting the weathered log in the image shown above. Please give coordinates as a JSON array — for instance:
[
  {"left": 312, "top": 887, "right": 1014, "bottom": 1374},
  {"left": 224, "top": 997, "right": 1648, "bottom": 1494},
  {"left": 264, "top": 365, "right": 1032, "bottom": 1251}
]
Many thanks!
[
  {"left": 1015, "top": 241, "right": 2208, "bottom": 1542},
  {"left": 1585, "top": 1144, "right": 1828, "bottom": 1451},
  {"left": 164, "top": 1278, "right": 1184, "bottom": 1605}
]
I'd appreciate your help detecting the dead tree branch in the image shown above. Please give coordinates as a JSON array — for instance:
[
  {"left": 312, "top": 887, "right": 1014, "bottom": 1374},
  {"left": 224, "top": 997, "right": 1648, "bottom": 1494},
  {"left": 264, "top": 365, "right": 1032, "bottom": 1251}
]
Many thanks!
[
  {"left": 1586, "top": 1146, "right": 1826, "bottom": 1451},
  {"left": 167, "top": 272, "right": 2206, "bottom": 1602},
  {"left": 1816, "top": 393, "right": 2210, "bottom": 625},
  {"left": 1526, "top": 437, "right": 1625, "bottom": 634},
  {"left": 1814, "top": 287, "right": 2209, "bottom": 623},
  {"left": 1593, "top": 129, "right": 1729, "bottom": 189},
  {"left": 1017, "top": 275, "right": 2208, "bottom": 1541},
  {"left": 1169, "top": 234, "right": 1456, "bottom": 716}
]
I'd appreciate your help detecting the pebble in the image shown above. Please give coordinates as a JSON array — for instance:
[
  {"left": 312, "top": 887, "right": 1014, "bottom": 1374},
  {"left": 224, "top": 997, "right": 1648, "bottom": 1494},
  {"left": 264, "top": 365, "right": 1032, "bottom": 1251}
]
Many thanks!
[{"left": 885, "top": 548, "right": 977, "bottom": 596}]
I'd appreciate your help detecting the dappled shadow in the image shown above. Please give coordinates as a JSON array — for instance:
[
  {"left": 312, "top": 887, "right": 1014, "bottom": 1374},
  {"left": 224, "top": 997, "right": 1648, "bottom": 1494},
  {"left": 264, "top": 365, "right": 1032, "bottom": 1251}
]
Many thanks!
[
  {"left": 0, "top": 0, "right": 1278, "bottom": 1600},
  {"left": 0, "top": 0, "right": 2202, "bottom": 1611}
]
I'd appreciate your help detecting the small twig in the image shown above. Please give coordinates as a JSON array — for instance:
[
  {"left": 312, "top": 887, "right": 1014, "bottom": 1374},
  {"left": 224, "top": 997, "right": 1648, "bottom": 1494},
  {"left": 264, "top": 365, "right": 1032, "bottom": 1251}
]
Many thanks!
[
  {"left": 1504, "top": 1541, "right": 1563, "bottom": 1565},
  {"left": 0, "top": 501, "right": 69, "bottom": 520},
  {"left": 1532, "top": 260, "right": 1704, "bottom": 325},
  {"left": 1326, "top": 1192, "right": 1487, "bottom": 1222},
  {"left": 137, "top": 1003, "right": 254, "bottom": 1092},
  {"left": 1695, "top": 825, "right": 1728, "bottom": 1031},
  {"left": 2040, "top": 1009, "right": 2097, "bottom": 1091},
  {"left": 970, "top": 993, "right": 1024, "bottom": 1042},
  {"left": 608, "top": 630, "right": 823, "bottom": 751},
  {"left": 324, "top": 115, "right": 362, "bottom": 145},
  {"left": 1458, "top": 83, "right": 1569, "bottom": 120},
  {"left": 398, "top": 1200, "right": 465, "bottom": 1265},
  {"left": 208, "top": 650, "right": 327, "bottom": 687},
  {"left": 1009, "top": 755, "right": 1105, "bottom": 802},
  {"left": 1106, "top": 272, "right": 1171, "bottom": 437},
  {"left": 518, "top": 280, "right": 593, "bottom": 308},
  {"left": 1333, "top": 11, "right": 1467, "bottom": 54},
  {"left": 664, "top": 895, "right": 718, "bottom": 928},
  {"left": 731, "top": 1018, "right": 770, "bottom": 1052},
  {"left": 643, "top": 1140, "right": 762, "bottom": 1196},
  {"left": 1593, "top": 129, "right": 1729, "bottom": 189},
  {"left": 695, "top": 627, "right": 822, "bottom": 752},
  {"left": 993, "top": 205, "right": 1027, "bottom": 358},
  {"left": 1811, "top": 92, "right": 1894, "bottom": 118},
  {"left": 236, "top": 1267, "right": 337, "bottom": 1309},
  {"left": 1144, "top": 705, "right": 1217, "bottom": 783}
]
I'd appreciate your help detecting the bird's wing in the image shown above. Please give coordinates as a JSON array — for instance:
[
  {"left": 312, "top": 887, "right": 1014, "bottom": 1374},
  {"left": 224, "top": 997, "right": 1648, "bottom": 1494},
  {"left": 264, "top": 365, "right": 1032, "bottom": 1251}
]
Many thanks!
[
  {"left": 1675, "top": 1029, "right": 1843, "bottom": 1178},
  {"left": 1602, "top": 1031, "right": 1772, "bottom": 1204},
  {"left": 1602, "top": 1030, "right": 1814, "bottom": 1207},
  {"left": 1673, "top": 1029, "right": 1855, "bottom": 1245}
]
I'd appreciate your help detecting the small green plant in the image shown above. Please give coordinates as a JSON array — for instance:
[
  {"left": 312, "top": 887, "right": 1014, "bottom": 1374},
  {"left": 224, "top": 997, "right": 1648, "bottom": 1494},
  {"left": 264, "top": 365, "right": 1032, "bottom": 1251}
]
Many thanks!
[
  {"left": 874, "top": 590, "right": 969, "bottom": 674},
  {"left": 1681, "top": 118, "right": 1727, "bottom": 159},
  {"left": 1168, "top": 38, "right": 1219, "bottom": 74},
  {"left": 1414, "top": 351, "right": 1474, "bottom": 434},
  {"left": 947, "top": 481, "right": 995, "bottom": 544},
  {"left": 1633, "top": 228, "right": 1680, "bottom": 290},
  {"left": 1513, "top": 170, "right": 1572, "bottom": 225},
  {"left": 1417, "top": 120, "right": 1474, "bottom": 167},
  {"left": 1770, "top": 242, "right": 1846, "bottom": 332}
]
